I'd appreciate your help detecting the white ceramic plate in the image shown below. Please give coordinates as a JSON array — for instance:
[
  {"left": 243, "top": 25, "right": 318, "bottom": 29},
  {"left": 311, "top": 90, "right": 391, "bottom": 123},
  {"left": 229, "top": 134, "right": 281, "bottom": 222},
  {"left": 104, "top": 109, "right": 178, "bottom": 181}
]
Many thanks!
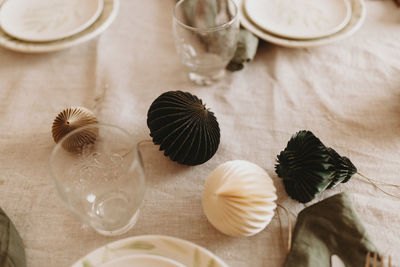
[
  {"left": 98, "top": 254, "right": 186, "bottom": 267},
  {"left": 239, "top": 0, "right": 366, "bottom": 48},
  {"left": 0, "top": 0, "right": 118, "bottom": 53},
  {"left": 0, "top": 0, "right": 103, "bottom": 42},
  {"left": 244, "top": 0, "right": 351, "bottom": 40},
  {"left": 71, "top": 235, "right": 229, "bottom": 267}
]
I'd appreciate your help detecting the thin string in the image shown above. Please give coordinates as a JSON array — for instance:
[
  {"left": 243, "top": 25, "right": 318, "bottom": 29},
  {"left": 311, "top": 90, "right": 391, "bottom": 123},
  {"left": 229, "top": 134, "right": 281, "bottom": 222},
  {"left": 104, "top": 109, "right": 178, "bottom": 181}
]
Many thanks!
[
  {"left": 91, "top": 84, "right": 109, "bottom": 113},
  {"left": 135, "top": 139, "right": 153, "bottom": 158},
  {"left": 357, "top": 172, "right": 400, "bottom": 200},
  {"left": 137, "top": 139, "right": 153, "bottom": 148},
  {"left": 118, "top": 139, "right": 152, "bottom": 158},
  {"left": 357, "top": 172, "right": 399, "bottom": 187},
  {"left": 276, "top": 203, "right": 292, "bottom": 254}
]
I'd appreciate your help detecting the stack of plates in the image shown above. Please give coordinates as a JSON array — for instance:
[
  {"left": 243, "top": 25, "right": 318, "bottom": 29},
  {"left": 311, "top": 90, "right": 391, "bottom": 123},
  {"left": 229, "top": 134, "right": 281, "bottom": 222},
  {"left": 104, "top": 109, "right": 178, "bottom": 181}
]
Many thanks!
[
  {"left": 239, "top": 0, "right": 366, "bottom": 48},
  {"left": 0, "top": 0, "right": 119, "bottom": 53},
  {"left": 71, "top": 235, "right": 229, "bottom": 267}
]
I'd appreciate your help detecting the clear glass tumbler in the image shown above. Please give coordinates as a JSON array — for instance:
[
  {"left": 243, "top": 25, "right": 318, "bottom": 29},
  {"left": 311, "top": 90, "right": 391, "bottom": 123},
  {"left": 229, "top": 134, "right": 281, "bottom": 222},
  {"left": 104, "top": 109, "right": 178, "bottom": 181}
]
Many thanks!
[
  {"left": 50, "top": 124, "right": 146, "bottom": 236},
  {"left": 173, "top": 0, "right": 240, "bottom": 85}
]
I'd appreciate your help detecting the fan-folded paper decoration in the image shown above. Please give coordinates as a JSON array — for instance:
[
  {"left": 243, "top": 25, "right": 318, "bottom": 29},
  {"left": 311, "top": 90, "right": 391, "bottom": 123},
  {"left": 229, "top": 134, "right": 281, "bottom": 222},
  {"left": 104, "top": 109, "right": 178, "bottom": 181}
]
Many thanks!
[
  {"left": 202, "top": 160, "right": 277, "bottom": 237},
  {"left": 275, "top": 130, "right": 357, "bottom": 203},
  {"left": 147, "top": 91, "right": 220, "bottom": 166},
  {"left": 52, "top": 107, "right": 98, "bottom": 152}
]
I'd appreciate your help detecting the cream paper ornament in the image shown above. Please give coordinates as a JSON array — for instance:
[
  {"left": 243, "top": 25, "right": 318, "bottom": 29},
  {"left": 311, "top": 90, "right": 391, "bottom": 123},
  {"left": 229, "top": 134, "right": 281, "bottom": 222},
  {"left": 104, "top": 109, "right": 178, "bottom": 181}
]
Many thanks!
[{"left": 202, "top": 160, "right": 277, "bottom": 237}]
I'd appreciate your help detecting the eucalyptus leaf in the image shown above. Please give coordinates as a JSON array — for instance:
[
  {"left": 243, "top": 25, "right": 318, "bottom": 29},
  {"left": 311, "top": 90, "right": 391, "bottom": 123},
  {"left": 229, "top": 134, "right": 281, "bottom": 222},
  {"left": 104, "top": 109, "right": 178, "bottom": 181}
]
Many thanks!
[
  {"left": 285, "top": 193, "right": 378, "bottom": 267},
  {"left": 180, "top": 0, "right": 259, "bottom": 72},
  {"left": 0, "top": 207, "right": 26, "bottom": 267},
  {"left": 227, "top": 29, "right": 259, "bottom": 72}
]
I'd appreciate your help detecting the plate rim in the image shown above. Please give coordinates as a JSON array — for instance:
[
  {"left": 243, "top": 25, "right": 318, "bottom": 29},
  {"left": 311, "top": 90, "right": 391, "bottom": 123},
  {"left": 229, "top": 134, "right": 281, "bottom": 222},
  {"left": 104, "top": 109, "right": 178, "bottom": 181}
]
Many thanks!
[
  {"left": 70, "top": 234, "right": 229, "bottom": 267},
  {"left": 244, "top": 0, "right": 352, "bottom": 40},
  {"left": 0, "top": 0, "right": 104, "bottom": 42},
  {"left": 239, "top": 0, "right": 366, "bottom": 48},
  {"left": 0, "top": 0, "right": 119, "bottom": 53}
]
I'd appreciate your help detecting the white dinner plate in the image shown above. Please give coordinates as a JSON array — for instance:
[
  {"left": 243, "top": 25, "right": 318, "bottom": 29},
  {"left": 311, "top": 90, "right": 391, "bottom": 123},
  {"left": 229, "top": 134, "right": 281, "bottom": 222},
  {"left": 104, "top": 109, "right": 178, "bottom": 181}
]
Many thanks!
[
  {"left": 0, "top": 0, "right": 118, "bottom": 53},
  {"left": 0, "top": 0, "right": 103, "bottom": 42},
  {"left": 239, "top": 0, "right": 366, "bottom": 48},
  {"left": 244, "top": 0, "right": 352, "bottom": 40},
  {"left": 98, "top": 254, "right": 186, "bottom": 267},
  {"left": 71, "top": 235, "right": 229, "bottom": 267}
]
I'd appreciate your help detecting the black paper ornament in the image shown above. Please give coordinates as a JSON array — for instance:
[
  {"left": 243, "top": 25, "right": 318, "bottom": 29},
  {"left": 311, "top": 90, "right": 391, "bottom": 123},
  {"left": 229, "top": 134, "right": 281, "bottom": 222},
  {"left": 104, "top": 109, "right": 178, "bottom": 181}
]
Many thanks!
[
  {"left": 147, "top": 91, "right": 220, "bottom": 166},
  {"left": 275, "top": 130, "right": 357, "bottom": 203}
]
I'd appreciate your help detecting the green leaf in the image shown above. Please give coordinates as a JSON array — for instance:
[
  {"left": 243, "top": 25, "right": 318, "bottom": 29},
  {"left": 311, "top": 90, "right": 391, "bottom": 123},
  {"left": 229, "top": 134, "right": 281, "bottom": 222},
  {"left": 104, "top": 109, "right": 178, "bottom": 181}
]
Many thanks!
[
  {"left": 284, "top": 193, "right": 379, "bottom": 267},
  {"left": 227, "top": 29, "right": 259, "bottom": 72},
  {"left": 207, "top": 259, "right": 216, "bottom": 267},
  {"left": 0, "top": 207, "right": 26, "bottom": 267},
  {"left": 82, "top": 260, "right": 94, "bottom": 267},
  {"left": 117, "top": 241, "right": 155, "bottom": 250},
  {"left": 160, "top": 238, "right": 189, "bottom": 254}
]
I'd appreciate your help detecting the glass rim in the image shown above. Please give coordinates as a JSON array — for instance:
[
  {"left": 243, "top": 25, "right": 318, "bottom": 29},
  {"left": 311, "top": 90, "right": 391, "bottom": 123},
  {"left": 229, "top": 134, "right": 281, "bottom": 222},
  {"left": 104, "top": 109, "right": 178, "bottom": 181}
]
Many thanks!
[
  {"left": 173, "top": 0, "right": 239, "bottom": 33},
  {"left": 49, "top": 123, "right": 141, "bottom": 181}
]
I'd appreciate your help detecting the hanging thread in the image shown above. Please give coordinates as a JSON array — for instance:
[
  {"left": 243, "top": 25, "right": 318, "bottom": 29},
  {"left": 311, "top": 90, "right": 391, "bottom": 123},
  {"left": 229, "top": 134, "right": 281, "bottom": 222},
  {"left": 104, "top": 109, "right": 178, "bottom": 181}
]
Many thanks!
[
  {"left": 137, "top": 139, "right": 153, "bottom": 148},
  {"left": 276, "top": 203, "right": 292, "bottom": 254},
  {"left": 91, "top": 84, "right": 109, "bottom": 113},
  {"left": 357, "top": 172, "right": 400, "bottom": 200}
]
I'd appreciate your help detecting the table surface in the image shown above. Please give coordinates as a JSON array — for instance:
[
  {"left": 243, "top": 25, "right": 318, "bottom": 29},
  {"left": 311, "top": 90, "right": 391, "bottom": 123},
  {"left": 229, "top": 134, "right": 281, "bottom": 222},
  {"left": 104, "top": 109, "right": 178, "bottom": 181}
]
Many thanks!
[{"left": 0, "top": 0, "right": 399, "bottom": 266}]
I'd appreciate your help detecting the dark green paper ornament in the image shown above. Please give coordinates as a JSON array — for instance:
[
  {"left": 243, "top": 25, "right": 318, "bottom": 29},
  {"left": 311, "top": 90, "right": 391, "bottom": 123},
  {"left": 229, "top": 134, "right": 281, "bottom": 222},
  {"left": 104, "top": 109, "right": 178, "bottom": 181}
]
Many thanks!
[
  {"left": 147, "top": 91, "right": 220, "bottom": 166},
  {"left": 275, "top": 130, "right": 357, "bottom": 203}
]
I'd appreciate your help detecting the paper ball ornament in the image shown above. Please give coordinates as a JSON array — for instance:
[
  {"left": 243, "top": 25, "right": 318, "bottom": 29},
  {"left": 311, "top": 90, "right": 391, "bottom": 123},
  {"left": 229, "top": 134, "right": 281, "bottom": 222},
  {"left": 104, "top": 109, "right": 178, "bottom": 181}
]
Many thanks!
[
  {"left": 52, "top": 107, "right": 98, "bottom": 152},
  {"left": 275, "top": 130, "right": 357, "bottom": 203},
  {"left": 147, "top": 91, "right": 220, "bottom": 166},
  {"left": 202, "top": 160, "right": 277, "bottom": 237}
]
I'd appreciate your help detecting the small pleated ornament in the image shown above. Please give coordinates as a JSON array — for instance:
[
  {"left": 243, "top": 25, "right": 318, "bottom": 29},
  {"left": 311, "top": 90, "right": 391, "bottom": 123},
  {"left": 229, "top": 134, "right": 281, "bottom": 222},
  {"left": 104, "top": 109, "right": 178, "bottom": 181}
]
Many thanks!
[
  {"left": 275, "top": 130, "right": 357, "bottom": 203},
  {"left": 202, "top": 160, "right": 277, "bottom": 237},
  {"left": 147, "top": 91, "right": 220, "bottom": 166},
  {"left": 52, "top": 107, "right": 98, "bottom": 152}
]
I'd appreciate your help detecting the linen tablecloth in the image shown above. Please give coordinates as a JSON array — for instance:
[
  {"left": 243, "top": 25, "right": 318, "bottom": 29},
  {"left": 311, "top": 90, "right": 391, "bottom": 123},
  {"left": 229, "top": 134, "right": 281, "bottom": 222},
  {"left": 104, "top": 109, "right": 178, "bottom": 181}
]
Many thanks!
[{"left": 0, "top": 0, "right": 399, "bottom": 266}]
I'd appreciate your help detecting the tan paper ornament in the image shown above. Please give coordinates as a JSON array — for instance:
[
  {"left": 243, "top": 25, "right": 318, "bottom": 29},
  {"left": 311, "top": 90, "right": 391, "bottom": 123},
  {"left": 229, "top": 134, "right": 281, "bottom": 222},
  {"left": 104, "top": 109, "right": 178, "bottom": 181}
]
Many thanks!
[{"left": 52, "top": 107, "right": 98, "bottom": 152}]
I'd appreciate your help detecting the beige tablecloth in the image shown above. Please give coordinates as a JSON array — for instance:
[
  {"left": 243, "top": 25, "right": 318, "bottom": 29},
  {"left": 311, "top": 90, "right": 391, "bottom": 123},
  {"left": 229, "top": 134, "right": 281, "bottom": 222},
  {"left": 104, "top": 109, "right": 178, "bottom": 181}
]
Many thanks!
[{"left": 0, "top": 0, "right": 399, "bottom": 266}]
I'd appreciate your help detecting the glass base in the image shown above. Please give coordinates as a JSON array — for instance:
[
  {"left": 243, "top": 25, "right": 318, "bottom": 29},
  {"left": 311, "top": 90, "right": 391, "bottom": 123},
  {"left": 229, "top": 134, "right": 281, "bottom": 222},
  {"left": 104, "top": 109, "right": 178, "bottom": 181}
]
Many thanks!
[
  {"left": 189, "top": 69, "right": 225, "bottom": 85},
  {"left": 92, "top": 209, "right": 140, "bottom": 236}
]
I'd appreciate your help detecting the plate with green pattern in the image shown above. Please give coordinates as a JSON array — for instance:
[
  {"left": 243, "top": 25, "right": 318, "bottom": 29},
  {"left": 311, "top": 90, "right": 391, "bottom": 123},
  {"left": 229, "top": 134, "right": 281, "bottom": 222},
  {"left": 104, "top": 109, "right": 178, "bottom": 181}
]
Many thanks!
[
  {"left": 0, "top": 0, "right": 118, "bottom": 53},
  {"left": 71, "top": 235, "right": 229, "bottom": 267}
]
